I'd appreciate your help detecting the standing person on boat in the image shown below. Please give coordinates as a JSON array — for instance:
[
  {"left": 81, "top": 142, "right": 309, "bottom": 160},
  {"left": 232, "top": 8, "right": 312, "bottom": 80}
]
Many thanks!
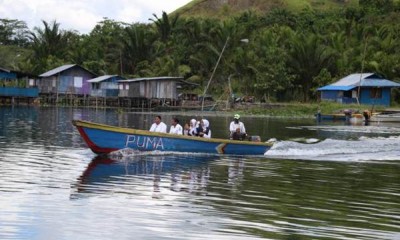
[
  {"left": 169, "top": 117, "right": 183, "bottom": 135},
  {"left": 149, "top": 115, "right": 167, "bottom": 133},
  {"left": 229, "top": 114, "right": 246, "bottom": 139},
  {"left": 197, "top": 119, "right": 211, "bottom": 138},
  {"left": 188, "top": 118, "right": 199, "bottom": 136}
]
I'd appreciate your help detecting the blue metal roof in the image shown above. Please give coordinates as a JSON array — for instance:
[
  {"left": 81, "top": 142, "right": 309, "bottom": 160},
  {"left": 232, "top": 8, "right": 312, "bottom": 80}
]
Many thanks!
[
  {"left": 318, "top": 73, "right": 400, "bottom": 91},
  {"left": 331, "top": 73, "right": 374, "bottom": 86},
  {"left": 361, "top": 79, "right": 400, "bottom": 87},
  {"left": 317, "top": 85, "right": 355, "bottom": 91}
]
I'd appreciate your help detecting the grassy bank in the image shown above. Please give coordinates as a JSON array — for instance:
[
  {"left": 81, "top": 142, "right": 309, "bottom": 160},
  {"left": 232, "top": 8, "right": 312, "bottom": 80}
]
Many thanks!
[{"left": 239, "top": 102, "right": 389, "bottom": 118}]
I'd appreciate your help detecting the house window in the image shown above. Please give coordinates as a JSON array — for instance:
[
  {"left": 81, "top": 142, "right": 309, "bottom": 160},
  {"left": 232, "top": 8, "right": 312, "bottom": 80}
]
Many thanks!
[
  {"left": 29, "top": 79, "right": 35, "bottom": 86},
  {"left": 370, "top": 88, "right": 382, "bottom": 98},
  {"left": 119, "top": 84, "right": 123, "bottom": 90},
  {"left": 343, "top": 91, "right": 352, "bottom": 98},
  {"left": 74, "top": 77, "right": 83, "bottom": 88},
  {"left": 125, "top": 84, "right": 129, "bottom": 90}
]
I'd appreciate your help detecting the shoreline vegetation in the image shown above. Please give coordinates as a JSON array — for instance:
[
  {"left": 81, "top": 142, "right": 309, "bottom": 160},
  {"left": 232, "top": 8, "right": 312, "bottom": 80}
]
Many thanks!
[
  {"left": 2, "top": 1, "right": 400, "bottom": 105},
  {"left": 1, "top": 100, "right": 394, "bottom": 119}
]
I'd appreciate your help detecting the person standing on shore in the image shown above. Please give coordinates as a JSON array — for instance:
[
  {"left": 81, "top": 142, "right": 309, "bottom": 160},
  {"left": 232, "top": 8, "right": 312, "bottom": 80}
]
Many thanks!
[{"left": 149, "top": 115, "right": 167, "bottom": 133}]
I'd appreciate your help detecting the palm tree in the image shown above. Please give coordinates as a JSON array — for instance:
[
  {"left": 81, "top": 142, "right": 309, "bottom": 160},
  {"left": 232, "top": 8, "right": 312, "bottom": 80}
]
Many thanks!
[
  {"left": 288, "top": 33, "right": 335, "bottom": 102},
  {"left": 29, "top": 20, "right": 70, "bottom": 73},
  {"left": 122, "top": 24, "right": 156, "bottom": 75},
  {"left": 149, "top": 11, "right": 179, "bottom": 42}
]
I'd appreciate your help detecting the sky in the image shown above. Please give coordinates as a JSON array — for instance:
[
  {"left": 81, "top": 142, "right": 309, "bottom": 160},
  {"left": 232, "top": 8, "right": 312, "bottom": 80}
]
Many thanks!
[{"left": 0, "top": 0, "right": 192, "bottom": 34}]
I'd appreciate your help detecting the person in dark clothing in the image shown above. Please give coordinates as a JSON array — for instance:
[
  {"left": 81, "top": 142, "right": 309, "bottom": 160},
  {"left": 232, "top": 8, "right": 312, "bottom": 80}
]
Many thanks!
[{"left": 231, "top": 128, "right": 246, "bottom": 141}]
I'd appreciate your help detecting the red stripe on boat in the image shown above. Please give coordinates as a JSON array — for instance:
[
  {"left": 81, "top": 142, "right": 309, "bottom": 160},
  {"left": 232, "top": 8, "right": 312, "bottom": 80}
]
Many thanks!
[{"left": 77, "top": 126, "right": 118, "bottom": 154}]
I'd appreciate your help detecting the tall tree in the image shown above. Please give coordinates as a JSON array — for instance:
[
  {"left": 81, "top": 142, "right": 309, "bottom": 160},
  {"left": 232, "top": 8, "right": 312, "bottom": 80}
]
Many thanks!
[
  {"left": 150, "top": 11, "right": 179, "bottom": 42},
  {"left": 29, "top": 20, "right": 71, "bottom": 73},
  {"left": 288, "top": 33, "right": 335, "bottom": 102},
  {"left": 122, "top": 23, "right": 156, "bottom": 75},
  {"left": 0, "top": 18, "right": 30, "bottom": 46}
]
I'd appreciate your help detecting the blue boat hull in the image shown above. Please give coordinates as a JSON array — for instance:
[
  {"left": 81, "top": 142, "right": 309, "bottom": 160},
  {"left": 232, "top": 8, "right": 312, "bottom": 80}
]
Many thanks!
[{"left": 72, "top": 120, "right": 272, "bottom": 155}]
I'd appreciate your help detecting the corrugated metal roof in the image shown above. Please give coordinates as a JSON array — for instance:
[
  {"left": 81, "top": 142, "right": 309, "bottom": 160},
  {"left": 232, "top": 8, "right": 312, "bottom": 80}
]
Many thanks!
[
  {"left": 331, "top": 73, "right": 375, "bottom": 86},
  {"left": 87, "top": 75, "right": 120, "bottom": 83},
  {"left": 360, "top": 79, "right": 400, "bottom": 87},
  {"left": 318, "top": 73, "right": 400, "bottom": 91},
  {"left": 317, "top": 85, "right": 355, "bottom": 91},
  {"left": 118, "top": 76, "right": 183, "bottom": 83},
  {"left": 39, "top": 64, "right": 76, "bottom": 77},
  {"left": 0, "top": 67, "right": 10, "bottom": 72}
]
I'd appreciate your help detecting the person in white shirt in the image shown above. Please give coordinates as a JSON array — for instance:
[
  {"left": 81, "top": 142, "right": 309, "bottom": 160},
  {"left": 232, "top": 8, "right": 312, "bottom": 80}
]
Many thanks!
[
  {"left": 229, "top": 114, "right": 246, "bottom": 139},
  {"left": 169, "top": 117, "right": 183, "bottom": 135},
  {"left": 149, "top": 115, "right": 167, "bottom": 133}
]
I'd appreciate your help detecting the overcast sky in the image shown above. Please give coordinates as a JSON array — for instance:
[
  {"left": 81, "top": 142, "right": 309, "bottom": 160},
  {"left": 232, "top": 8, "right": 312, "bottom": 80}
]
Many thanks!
[{"left": 0, "top": 0, "right": 192, "bottom": 33}]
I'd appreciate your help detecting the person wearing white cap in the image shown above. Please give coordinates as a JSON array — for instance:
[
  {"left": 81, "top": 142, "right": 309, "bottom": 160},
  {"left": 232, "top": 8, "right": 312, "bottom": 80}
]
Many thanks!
[{"left": 229, "top": 114, "right": 246, "bottom": 140}]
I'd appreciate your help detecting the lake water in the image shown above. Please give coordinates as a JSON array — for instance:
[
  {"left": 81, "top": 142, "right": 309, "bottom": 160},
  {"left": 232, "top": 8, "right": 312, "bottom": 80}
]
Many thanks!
[{"left": 1, "top": 106, "right": 399, "bottom": 240}]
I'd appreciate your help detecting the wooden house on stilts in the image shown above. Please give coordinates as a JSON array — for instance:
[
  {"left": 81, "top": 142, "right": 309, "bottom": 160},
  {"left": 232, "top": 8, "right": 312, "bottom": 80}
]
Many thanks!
[
  {"left": 117, "top": 76, "right": 192, "bottom": 108},
  {"left": 38, "top": 64, "right": 97, "bottom": 104}
]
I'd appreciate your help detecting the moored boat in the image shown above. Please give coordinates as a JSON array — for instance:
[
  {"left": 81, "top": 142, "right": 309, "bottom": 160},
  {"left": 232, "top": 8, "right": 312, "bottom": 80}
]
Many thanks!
[
  {"left": 72, "top": 120, "right": 273, "bottom": 155},
  {"left": 370, "top": 113, "right": 400, "bottom": 122},
  {"left": 316, "top": 112, "right": 364, "bottom": 122}
]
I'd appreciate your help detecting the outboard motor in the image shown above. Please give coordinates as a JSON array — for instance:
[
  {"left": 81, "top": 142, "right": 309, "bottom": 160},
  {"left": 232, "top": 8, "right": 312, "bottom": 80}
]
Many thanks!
[
  {"left": 249, "top": 135, "right": 261, "bottom": 142},
  {"left": 344, "top": 109, "right": 352, "bottom": 122},
  {"left": 363, "top": 110, "right": 371, "bottom": 125}
]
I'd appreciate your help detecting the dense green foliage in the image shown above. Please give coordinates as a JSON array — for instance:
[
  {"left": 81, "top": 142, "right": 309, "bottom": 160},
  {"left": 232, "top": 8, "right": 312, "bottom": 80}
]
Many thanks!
[{"left": 1, "top": 0, "right": 400, "bottom": 103}]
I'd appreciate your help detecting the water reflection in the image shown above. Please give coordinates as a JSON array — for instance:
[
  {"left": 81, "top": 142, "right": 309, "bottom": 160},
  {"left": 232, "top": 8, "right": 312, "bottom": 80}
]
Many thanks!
[
  {"left": 1, "top": 106, "right": 400, "bottom": 240},
  {"left": 73, "top": 154, "right": 219, "bottom": 199}
]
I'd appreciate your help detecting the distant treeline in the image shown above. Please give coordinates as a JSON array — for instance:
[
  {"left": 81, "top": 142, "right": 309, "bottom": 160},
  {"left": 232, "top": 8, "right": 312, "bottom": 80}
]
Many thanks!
[{"left": 1, "top": 0, "right": 400, "bottom": 102}]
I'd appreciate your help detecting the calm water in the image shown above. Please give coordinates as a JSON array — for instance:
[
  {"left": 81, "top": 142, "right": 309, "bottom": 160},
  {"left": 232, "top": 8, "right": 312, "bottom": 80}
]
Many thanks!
[{"left": 0, "top": 106, "right": 399, "bottom": 240}]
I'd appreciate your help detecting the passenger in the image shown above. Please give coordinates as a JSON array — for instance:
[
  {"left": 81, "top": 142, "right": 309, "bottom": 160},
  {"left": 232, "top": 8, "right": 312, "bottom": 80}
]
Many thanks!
[
  {"left": 183, "top": 123, "right": 190, "bottom": 135},
  {"left": 149, "top": 115, "right": 167, "bottom": 133},
  {"left": 169, "top": 117, "right": 183, "bottom": 135},
  {"left": 197, "top": 119, "right": 211, "bottom": 138},
  {"left": 231, "top": 128, "right": 246, "bottom": 141},
  {"left": 188, "top": 118, "right": 198, "bottom": 136},
  {"left": 229, "top": 114, "right": 246, "bottom": 139}
]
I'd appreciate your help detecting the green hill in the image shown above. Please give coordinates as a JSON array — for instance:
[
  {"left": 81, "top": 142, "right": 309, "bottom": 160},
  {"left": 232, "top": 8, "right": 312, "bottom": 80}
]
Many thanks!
[{"left": 174, "top": 0, "right": 358, "bottom": 18}]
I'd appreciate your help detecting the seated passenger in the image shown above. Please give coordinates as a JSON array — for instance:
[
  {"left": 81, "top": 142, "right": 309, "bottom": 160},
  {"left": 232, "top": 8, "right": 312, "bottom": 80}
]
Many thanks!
[
  {"left": 149, "top": 115, "right": 167, "bottom": 133},
  {"left": 231, "top": 128, "right": 246, "bottom": 141},
  {"left": 197, "top": 119, "right": 211, "bottom": 138},
  {"left": 169, "top": 117, "right": 183, "bottom": 135},
  {"left": 183, "top": 123, "right": 190, "bottom": 135},
  {"left": 188, "top": 118, "right": 198, "bottom": 136}
]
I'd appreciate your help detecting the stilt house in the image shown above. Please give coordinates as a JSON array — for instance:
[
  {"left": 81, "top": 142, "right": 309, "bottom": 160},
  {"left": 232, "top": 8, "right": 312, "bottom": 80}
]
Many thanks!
[{"left": 317, "top": 73, "right": 400, "bottom": 106}]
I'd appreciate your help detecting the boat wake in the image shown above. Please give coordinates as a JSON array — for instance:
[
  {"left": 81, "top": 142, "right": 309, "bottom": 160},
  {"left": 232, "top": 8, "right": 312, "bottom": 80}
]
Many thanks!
[
  {"left": 265, "top": 136, "right": 400, "bottom": 161},
  {"left": 108, "top": 148, "right": 216, "bottom": 161}
]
